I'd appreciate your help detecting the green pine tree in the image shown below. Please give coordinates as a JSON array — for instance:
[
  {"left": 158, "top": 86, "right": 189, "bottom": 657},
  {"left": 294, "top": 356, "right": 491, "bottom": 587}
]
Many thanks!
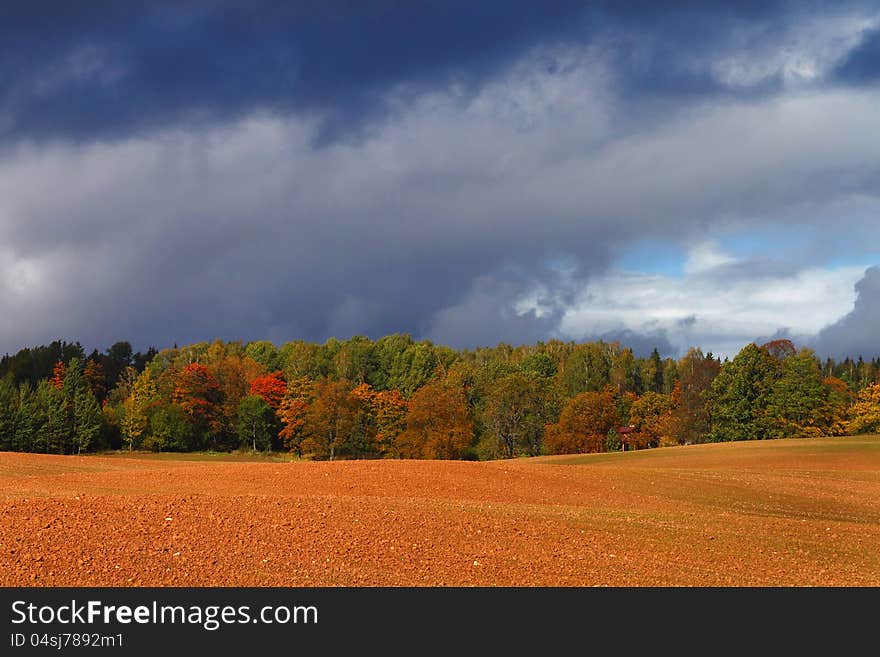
[{"left": 73, "top": 388, "right": 102, "bottom": 453}]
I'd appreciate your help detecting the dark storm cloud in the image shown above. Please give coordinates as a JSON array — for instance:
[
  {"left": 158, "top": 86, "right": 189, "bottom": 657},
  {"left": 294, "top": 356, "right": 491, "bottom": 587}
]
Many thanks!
[
  {"left": 425, "top": 276, "right": 565, "bottom": 350},
  {"left": 0, "top": 0, "right": 846, "bottom": 145},
  {"left": 0, "top": 0, "right": 590, "bottom": 143},
  {"left": 813, "top": 267, "right": 880, "bottom": 360}
]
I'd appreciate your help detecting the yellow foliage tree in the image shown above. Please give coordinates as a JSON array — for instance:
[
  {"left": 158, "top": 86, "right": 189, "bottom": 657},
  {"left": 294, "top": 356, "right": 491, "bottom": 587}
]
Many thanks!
[
  {"left": 846, "top": 383, "right": 880, "bottom": 435},
  {"left": 629, "top": 391, "right": 674, "bottom": 449}
]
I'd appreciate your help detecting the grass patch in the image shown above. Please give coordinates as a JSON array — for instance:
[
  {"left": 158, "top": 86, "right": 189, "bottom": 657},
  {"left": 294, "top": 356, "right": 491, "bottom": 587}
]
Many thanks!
[
  {"left": 533, "top": 435, "right": 880, "bottom": 466},
  {"left": 95, "top": 450, "right": 300, "bottom": 463}
]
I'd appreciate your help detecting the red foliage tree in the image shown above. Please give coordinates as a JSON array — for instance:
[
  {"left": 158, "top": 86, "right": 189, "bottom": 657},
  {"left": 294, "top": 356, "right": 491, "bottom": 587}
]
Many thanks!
[
  {"left": 761, "top": 339, "right": 797, "bottom": 361},
  {"left": 249, "top": 371, "right": 287, "bottom": 410}
]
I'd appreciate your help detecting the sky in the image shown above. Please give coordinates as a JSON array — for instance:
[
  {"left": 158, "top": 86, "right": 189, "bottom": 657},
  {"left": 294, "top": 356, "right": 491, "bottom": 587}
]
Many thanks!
[{"left": 1, "top": 1, "right": 879, "bottom": 360}]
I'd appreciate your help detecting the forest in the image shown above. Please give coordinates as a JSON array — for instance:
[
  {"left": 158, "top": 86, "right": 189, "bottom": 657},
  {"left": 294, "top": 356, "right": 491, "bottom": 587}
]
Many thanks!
[{"left": 0, "top": 336, "right": 878, "bottom": 459}]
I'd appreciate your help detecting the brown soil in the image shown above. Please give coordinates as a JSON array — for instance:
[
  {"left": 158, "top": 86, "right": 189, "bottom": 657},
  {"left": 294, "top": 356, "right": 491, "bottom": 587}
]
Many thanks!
[{"left": 2, "top": 436, "right": 879, "bottom": 586}]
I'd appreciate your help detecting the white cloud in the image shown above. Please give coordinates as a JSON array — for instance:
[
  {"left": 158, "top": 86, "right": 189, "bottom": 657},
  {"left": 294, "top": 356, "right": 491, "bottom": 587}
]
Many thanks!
[
  {"left": 557, "top": 253, "right": 866, "bottom": 359},
  {"left": 683, "top": 241, "right": 738, "bottom": 275}
]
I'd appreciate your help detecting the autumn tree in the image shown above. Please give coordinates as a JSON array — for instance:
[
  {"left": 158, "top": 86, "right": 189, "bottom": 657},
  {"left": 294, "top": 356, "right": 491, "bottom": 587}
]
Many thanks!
[
  {"left": 818, "top": 376, "right": 851, "bottom": 436},
  {"left": 761, "top": 339, "right": 797, "bottom": 361},
  {"left": 628, "top": 391, "right": 674, "bottom": 449},
  {"left": 213, "top": 353, "right": 265, "bottom": 441},
  {"left": 544, "top": 386, "right": 619, "bottom": 455},
  {"left": 83, "top": 359, "right": 107, "bottom": 403},
  {"left": 667, "top": 348, "right": 720, "bottom": 445},
  {"left": 250, "top": 372, "right": 287, "bottom": 410},
  {"left": 278, "top": 377, "right": 316, "bottom": 455},
  {"left": 172, "top": 363, "right": 222, "bottom": 448},
  {"left": 50, "top": 361, "right": 66, "bottom": 390},
  {"left": 371, "top": 389, "right": 408, "bottom": 457},
  {"left": 300, "top": 379, "right": 371, "bottom": 460},
  {"left": 847, "top": 383, "right": 880, "bottom": 434},
  {"left": 397, "top": 377, "right": 473, "bottom": 459}
]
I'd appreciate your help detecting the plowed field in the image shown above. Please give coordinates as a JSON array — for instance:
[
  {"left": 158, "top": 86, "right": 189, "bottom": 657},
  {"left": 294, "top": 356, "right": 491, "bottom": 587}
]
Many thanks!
[{"left": 2, "top": 436, "right": 879, "bottom": 586}]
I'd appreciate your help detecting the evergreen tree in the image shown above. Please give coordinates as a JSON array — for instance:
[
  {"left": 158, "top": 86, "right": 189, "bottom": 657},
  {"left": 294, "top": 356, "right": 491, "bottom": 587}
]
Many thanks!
[
  {"left": 14, "top": 383, "right": 37, "bottom": 452},
  {"left": 36, "top": 380, "right": 69, "bottom": 453},
  {"left": 0, "top": 376, "right": 17, "bottom": 450},
  {"left": 649, "top": 348, "right": 664, "bottom": 393},
  {"left": 73, "top": 388, "right": 102, "bottom": 453}
]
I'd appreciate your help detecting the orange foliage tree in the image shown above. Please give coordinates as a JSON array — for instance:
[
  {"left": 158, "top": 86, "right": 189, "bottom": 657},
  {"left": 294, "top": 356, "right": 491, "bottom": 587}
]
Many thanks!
[
  {"left": 50, "top": 361, "right": 67, "bottom": 390},
  {"left": 277, "top": 377, "right": 316, "bottom": 455},
  {"left": 628, "top": 391, "right": 674, "bottom": 449},
  {"left": 213, "top": 354, "right": 265, "bottom": 440},
  {"left": 249, "top": 372, "right": 287, "bottom": 410},
  {"left": 373, "top": 389, "right": 408, "bottom": 457},
  {"left": 172, "top": 363, "right": 222, "bottom": 441},
  {"left": 348, "top": 384, "right": 409, "bottom": 457},
  {"left": 544, "top": 386, "right": 619, "bottom": 454},
  {"left": 397, "top": 377, "right": 473, "bottom": 459},
  {"left": 300, "top": 378, "right": 372, "bottom": 460}
]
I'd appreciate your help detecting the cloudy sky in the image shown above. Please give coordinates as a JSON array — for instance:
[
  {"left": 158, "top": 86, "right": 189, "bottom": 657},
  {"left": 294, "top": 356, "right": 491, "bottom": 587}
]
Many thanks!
[{"left": 1, "top": 1, "right": 879, "bottom": 359}]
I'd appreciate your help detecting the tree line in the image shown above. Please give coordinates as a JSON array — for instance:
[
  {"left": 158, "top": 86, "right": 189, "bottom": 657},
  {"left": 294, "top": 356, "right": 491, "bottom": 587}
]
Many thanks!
[{"left": 1, "top": 336, "right": 879, "bottom": 459}]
